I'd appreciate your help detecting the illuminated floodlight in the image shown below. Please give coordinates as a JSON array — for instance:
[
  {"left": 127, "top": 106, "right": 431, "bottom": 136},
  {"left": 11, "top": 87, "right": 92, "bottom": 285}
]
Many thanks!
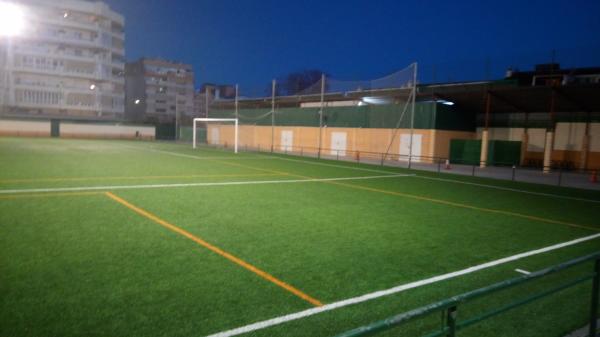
[
  {"left": 89, "top": 84, "right": 96, "bottom": 90},
  {"left": 361, "top": 96, "right": 393, "bottom": 105},
  {"left": 438, "top": 99, "right": 455, "bottom": 106},
  {"left": 0, "top": 2, "right": 25, "bottom": 37},
  {"left": 134, "top": 99, "right": 141, "bottom": 105}
]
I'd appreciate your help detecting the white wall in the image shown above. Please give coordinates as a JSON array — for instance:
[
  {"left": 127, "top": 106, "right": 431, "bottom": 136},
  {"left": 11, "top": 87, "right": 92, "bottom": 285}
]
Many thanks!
[
  {"left": 476, "top": 127, "right": 525, "bottom": 141},
  {"left": 476, "top": 127, "right": 546, "bottom": 152},
  {"left": 553, "top": 123, "right": 587, "bottom": 151},
  {"left": 476, "top": 125, "right": 596, "bottom": 153},
  {"left": 526, "top": 128, "right": 547, "bottom": 152},
  {"left": 0, "top": 119, "right": 50, "bottom": 135},
  {"left": 60, "top": 123, "right": 155, "bottom": 138},
  {"left": 589, "top": 123, "right": 600, "bottom": 152}
]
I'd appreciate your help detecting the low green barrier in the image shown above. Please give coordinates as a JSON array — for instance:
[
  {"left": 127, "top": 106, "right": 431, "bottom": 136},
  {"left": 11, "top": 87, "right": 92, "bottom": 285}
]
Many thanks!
[{"left": 335, "top": 252, "right": 600, "bottom": 337}]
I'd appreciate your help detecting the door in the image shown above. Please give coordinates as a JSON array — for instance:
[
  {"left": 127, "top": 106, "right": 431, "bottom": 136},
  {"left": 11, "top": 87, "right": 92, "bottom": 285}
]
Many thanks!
[
  {"left": 211, "top": 127, "right": 220, "bottom": 145},
  {"left": 50, "top": 119, "right": 60, "bottom": 138},
  {"left": 330, "top": 132, "right": 347, "bottom": 156},
  {"left": 281, "top": 130, "right": 293, "bottom": 152},
  {"left": 400, "top": 134, "right": 422, "bottom": 162}
]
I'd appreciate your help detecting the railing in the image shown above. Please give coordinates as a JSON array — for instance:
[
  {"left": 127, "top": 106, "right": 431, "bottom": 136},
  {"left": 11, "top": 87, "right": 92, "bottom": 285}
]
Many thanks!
[
  {"left": 333, "top": 252, "right": 600, "bottom": 337},
  {"left": 213, "top": 143, "right": 599, "bottom": 190}
]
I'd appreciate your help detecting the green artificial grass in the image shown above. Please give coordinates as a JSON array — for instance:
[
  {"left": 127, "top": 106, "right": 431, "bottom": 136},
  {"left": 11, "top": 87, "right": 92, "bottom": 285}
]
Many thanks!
[{"left": 0, "top": 137, "right": 599, "bottom": 337}]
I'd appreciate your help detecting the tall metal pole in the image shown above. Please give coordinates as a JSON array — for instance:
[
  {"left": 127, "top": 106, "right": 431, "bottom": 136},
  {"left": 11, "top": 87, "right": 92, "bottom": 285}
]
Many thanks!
[
  {"left": 235, "top": 84, "right": 239, "bottom": 120},
  {"left": 205, "top": 89, "right": 210, "bottom": 118},
  {"left": 271, "top": 79, "right": 276, "bottom": 153},
  {"left": 192, "top": 119, "right": 196, "bottom": 149},
  {"left": 407, "top": 63, "right": 418, "bottom": 169},
  {"left": 235, "top": 85, "right": 239, "bottom": 153},
  {"left": 318, "top": 73, "right": 325, "bottom": 159},
  {"left": 234, "top": 119, "right": 239, "bottom": 154},
  {"left": 174, "top": 96, "right": 179, "bottom": 141},
  {"left": 5, "top": 37, "right": 13, "bottom": 109}
]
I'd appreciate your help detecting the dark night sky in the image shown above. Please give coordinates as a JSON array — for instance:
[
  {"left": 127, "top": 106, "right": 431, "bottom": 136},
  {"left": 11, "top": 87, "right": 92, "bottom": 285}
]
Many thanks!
[{"left": 103, "top": 0, "right": 600, "bottom": 89}]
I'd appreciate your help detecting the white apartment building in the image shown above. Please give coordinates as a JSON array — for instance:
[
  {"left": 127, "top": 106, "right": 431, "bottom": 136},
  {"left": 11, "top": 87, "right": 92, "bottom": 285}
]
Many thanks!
[
  {"left": 0, "top": 0, "right": 125, "bottom": 120},
  {"left": 125, "top": 58, "right": 195, "bottom": 123}
]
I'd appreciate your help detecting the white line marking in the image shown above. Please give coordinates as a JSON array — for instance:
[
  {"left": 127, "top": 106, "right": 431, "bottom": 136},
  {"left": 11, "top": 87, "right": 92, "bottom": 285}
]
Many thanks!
[
  {"left": 413, "top": 175, "right": 600, "bottom": 204},
  {"left": 270, "top": 155, "right": 398, "bottom": 175},
  {"left": 258, "top": 154, "right": 599, "bottom": 204},
  {"left": 124, "top": 145, "right": 275, "bottom": 160},
  {"left": 515, "top": 269, "right": 531, "bottom": 275},
  {"left": 133, "top": 146, "right": 600, "bottom": 204},
  {"left": 206, "top": 233, "right": 600, "bottom": 337},
  {"left": 0, "top": 174, "right": 412, "bottom": 195}
]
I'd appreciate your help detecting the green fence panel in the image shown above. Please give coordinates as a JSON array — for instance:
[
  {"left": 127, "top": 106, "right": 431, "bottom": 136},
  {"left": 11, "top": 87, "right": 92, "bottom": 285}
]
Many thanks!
[
  {"left": 51, "top": 119, "right": 60, "bottom": 137},
  {"left": 209, "top": 102, "right": 474, "bottom": 131},
  {"left": 179, "top": 126, "right": 206, "bottom": 143},
  {"left": 449, "top": 139, "right": 481, "bottom": 165},
  {"left": 155, "top": 124, "right": 176, "bottom": 140},
  {"left": 488, "top": 140, "right": 521, "bottom": 166},
  {"left": 277, "top": 107, "right": 321, "bottom": 127}
]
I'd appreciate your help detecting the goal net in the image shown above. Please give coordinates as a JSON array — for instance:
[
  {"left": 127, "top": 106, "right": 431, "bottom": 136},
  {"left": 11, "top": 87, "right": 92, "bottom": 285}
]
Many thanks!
[{"left": 192, "top": 118, "right": 239, "bottom": 153}]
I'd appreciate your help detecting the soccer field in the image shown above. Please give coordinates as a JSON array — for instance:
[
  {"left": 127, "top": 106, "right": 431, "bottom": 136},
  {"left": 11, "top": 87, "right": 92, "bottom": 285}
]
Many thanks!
[{"left": 1, "top": 137, "right": 599, "bottom": 337}]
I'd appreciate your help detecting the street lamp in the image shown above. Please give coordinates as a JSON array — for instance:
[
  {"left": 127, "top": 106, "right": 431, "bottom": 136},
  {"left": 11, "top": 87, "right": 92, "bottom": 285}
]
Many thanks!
[
  {"left": 1, "top": 2, "right": 25, "bottom": 110},
  {"left": 0, "top": 2, "right": 25, "bottom": 37}
]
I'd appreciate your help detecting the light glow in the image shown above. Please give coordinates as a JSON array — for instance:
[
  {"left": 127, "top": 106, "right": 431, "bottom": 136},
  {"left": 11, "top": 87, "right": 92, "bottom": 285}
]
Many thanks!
[
  {"left": 0, "top": 2, "right": 25, "bottom": 37},
  {"left": 361, "top": 96, "right": 393, "bottom": 105},
  {"left": 134, "top": 99, "right": 141, "bottom": 104},
  {"left": 89, "top": 84, "right": 96, "bottom": 90}
]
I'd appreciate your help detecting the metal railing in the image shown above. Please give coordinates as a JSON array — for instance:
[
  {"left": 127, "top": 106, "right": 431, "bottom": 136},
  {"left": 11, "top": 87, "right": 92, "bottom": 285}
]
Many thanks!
[
  {"left": 332, "top": 252, "right": 600, "bottom": 337},
  {"left": 207, "top": 142, "right": 600, "bottom": 190}
]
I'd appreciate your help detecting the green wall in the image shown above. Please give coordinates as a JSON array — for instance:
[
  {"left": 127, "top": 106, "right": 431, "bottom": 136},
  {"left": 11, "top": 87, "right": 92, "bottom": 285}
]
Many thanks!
[
  {"left": 209, "top": 102, "right": 474, "bottom": 131},
  {"left": 449, "top": 139, "right": 521, "bottom": 165}
]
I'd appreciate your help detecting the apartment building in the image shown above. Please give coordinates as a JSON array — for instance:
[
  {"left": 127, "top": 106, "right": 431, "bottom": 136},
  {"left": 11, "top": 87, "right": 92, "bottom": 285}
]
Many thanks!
[
  {"left": 193, "top": 83, "right": 236, "bottom": 118},
  {"left": 125, "top": 58, "right": 195, "bottom": 123},
  {"left": 0, "top": 0, "right": 125, "bottom": 120}
]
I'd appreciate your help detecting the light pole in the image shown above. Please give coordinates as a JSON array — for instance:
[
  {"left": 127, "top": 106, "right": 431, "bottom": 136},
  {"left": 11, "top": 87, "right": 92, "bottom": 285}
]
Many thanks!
[
  {"left": 175, "top": 94, "right": 180, "bottom": 141},
  {"left": 0, "top": 2, "right": 26, "bottom": 110}
]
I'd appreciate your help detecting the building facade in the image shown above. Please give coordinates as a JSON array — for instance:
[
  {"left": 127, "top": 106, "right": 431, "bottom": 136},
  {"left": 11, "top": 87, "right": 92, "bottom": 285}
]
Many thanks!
[
  {"left": 0, "top": 0, "right": 125, "bottom": 120},
  {"left": 125, "top": 58, "right": 195, "bottom": 124},
  {"left": 193, "top": 83, "right": 236, "bottom": 118}
]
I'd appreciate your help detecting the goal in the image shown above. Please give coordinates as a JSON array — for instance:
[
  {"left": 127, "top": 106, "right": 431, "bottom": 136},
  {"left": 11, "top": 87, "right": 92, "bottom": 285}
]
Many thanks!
[{"left": 192, "top": 118, "right": 239, "bottom": 153}]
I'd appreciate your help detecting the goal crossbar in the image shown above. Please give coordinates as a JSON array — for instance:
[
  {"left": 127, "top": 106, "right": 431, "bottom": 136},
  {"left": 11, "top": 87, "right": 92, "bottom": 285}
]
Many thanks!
[{"left": 193, "top": 118, "right": 239, "bottom": 153}]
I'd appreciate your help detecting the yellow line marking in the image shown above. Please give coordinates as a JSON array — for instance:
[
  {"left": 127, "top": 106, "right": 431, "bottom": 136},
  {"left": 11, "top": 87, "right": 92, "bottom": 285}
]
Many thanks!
[
  {"left": 326, "top": 181, "right": 600, "bottom": 233},
  {"left": 0, "top": 191, "right": 104, "bottom": 200},
  {"left": 0, "top": 173, "right": 279, "bottom": 184},
  {"left": 104, "top": 191, "right": 323, "bottom": 307},
  {"left": 209, "top": 158, "right": 599, "bottom": 233}
]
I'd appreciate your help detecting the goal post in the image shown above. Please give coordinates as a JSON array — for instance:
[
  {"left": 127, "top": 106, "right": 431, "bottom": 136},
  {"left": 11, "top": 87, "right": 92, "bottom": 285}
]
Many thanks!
[{"left": 193, "top": 118, "right": 239, "bottom": 153}]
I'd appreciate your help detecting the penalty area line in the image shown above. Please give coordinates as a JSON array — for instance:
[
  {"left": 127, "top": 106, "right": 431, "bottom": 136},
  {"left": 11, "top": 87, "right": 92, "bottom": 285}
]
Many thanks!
[
  {"left": 206, "top": 232, "right": 600, "bottom": 337},
  {"left": 0, "top": 174, "right": 414, "bottom": 195}
]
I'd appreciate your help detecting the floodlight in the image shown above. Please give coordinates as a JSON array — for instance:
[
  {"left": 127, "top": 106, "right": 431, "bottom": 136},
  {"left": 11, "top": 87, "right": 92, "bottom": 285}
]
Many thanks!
[
  {"left": 362, "top": 97, "right": 393, "bottom": 105},
  {"left": 0, "top": 2, "right": 25, "bottom": 37},
  {"left": 134, "top": 99, "right": 141, "bottom": 104},
  {"left": 89, "top": 84, "right": 96, "bottom": 90},
  {"left": 438, "top": 100, "right": 454, "bottom": 106}
]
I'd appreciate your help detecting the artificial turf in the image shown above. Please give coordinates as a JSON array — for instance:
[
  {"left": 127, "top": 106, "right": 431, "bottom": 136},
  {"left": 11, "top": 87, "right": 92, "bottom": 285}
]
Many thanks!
[{"left": 0, "top": 137, "right": 599, "bottom": 337}]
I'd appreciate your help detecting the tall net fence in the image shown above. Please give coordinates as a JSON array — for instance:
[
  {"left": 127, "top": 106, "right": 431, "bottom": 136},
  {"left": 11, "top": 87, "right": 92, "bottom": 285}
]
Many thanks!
[{"left": 201, "top": 64, "right": 417, "bottom": 161}]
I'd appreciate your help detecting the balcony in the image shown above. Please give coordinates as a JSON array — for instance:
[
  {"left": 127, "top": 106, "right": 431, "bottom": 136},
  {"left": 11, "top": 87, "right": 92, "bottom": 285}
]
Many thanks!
[{"left": 35, "top": 16, "right": 101, "bottom": 34}]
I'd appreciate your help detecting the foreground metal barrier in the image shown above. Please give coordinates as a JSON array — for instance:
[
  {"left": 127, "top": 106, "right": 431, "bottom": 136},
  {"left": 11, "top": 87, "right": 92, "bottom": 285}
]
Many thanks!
[{"left": 334, "top": 252, "right": 600, "bottom": 337}]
